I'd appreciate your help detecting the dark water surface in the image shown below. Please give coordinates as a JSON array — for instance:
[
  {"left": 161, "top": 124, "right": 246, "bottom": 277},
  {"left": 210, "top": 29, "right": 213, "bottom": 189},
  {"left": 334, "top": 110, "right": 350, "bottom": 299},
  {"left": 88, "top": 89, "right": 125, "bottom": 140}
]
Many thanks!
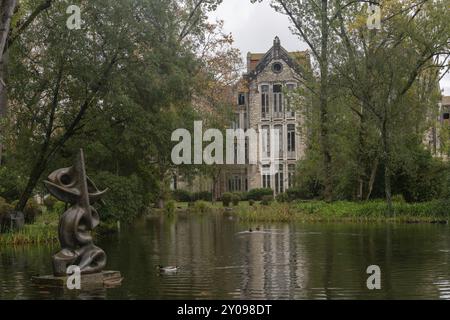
[{"left": 1, "top": 213, "right": 449, "bottom": 299}]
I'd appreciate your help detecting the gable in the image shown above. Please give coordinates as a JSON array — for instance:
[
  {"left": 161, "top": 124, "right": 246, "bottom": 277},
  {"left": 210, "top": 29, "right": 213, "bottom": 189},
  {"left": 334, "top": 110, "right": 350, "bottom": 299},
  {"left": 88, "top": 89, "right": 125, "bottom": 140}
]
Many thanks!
[{"left": 246, "top": 37, "right": 310, "bottom": 80}]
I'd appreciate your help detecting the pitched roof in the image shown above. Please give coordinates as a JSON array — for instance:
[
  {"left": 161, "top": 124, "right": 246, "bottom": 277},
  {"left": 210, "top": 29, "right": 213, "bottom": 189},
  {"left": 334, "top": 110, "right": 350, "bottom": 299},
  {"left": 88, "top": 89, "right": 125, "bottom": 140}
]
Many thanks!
[{"left": 246, "top": 37, "right": 310, "bottom": 79}]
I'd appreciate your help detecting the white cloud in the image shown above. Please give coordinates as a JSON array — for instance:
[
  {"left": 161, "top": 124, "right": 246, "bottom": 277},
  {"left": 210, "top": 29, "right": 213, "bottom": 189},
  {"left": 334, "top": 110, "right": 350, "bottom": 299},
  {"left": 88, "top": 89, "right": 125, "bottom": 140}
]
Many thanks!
[{"left": 208, "top": 0, "right": 308, "bottom": 55}]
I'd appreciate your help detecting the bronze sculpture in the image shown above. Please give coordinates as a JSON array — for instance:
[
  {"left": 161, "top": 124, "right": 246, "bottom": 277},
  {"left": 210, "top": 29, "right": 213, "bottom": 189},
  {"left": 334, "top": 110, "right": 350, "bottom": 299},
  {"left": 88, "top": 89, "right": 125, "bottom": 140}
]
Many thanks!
[{"left": 44, "top": 149, "right": 108, "bottom": 276}]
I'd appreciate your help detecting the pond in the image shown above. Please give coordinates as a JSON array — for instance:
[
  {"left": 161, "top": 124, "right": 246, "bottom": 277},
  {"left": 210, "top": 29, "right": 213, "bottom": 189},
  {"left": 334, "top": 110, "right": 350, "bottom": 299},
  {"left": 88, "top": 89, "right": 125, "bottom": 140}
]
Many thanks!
[{"left": 0, "top": 213, "right": 449, "bottom": 299}]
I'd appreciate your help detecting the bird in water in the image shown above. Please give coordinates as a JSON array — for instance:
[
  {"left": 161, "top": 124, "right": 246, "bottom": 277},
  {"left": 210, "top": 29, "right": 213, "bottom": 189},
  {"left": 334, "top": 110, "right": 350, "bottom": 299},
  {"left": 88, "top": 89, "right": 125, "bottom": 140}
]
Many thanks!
[{"left": 157, "top": 265, "right": 179, "bottom": 273}]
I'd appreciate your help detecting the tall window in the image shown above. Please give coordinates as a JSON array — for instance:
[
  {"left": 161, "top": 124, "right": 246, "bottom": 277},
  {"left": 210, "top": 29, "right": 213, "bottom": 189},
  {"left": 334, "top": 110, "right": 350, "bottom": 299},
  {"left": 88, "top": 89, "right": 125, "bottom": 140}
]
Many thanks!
[
  {"left": 262, "top": 125, "right": 270, "bottom": 158},
  {"left": 262, "top": 164, "right": 271, "bottom": 189},
  {"left": 287, "top": 124, "right": 296, "bottom": 154},
  {"left": 274, "top": 125, "right": 283, "bottom": 159},
  {"left": 273, "top": 84, "right": 283, "bottom": 117},
  {"left": 232, "top": 113, "right": 240, "bottom": 129},
  {"left": 288, "top": 164, "right": 295, "bottom": 188},
  {"left": 275, "top": 164, "right": 284, "bottom": 194},
  {"left": 228, "top": 176, "right": 243, "bottom": 192},
  {"left": 286, "top": 84, "right": 296, "bottom": 117},
  {"left": 261, "top": 85, "right": 269, "bottom": 119},
  {"left": 234, "top": 138, "right": 238, "bottom": 164},
  {"left": 238, "top": 93, "right": 245, "bottom": 106},
  {"left": 172, "top": 175, "right": 177, "bottom": 190},
  {"left": 243, "top": 111, "right": 248, "bottom": 129},
  {"left": 245, "top": 137, "right": 249, "bottom": 164}
]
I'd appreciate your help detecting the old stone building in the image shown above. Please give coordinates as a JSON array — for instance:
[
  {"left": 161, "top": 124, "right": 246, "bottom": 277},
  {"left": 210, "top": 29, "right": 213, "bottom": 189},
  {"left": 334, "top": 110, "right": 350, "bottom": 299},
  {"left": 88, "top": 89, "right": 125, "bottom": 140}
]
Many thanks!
[{"left": 215, "top": 37, "right": 311, "bottom": 197}]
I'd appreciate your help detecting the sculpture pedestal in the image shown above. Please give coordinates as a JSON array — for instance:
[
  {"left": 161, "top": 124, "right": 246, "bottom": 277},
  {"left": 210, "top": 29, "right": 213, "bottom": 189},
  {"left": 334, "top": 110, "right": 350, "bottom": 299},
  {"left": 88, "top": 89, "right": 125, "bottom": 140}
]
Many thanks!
[{"left": 32, "top": 270, "right": 122, "bottom": 289}]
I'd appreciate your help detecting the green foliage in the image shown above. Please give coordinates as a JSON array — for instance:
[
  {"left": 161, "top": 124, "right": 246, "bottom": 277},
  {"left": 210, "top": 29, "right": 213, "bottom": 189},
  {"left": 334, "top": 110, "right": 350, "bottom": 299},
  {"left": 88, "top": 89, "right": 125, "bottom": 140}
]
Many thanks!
[
  {"left": 0, "top": 167, "right": 24, "bottom": 202},
  {"left": 236, "top": 200, "right": 449, "bottom": 222},
  {"left": 23, "top": 198, "right": 42, "bottom": 224},
  {"left": 247, "top": 188, "right": 274, "bottom": 201},
  {"left": 222, "top": 192, "right": 232, "bottom": 207},
  {"left": 233, "top": 192, "right": 248, "bottom": 201},
  {"left": 93, "top": 172, "right": 144, "bottom": 223},
  {"left": 391, "top": 194, "right": 406, "bottom": 204},
  {"left": 392, "top": 148, "right": 449, "bottom": 202},
  {"left": 53, "top": 201, "right": 66, "bottom": 215},
  {"left": 276, "top": 192, "right": 289, "bottom": 203},
  {"left": 43, "top": 195, "right": 58, "bottom": 210},
  {"left": 0, "top": 197, "right": 14, "bottom": 231},
  {"left": 0, "top": 209, "right": 59, "bottom": 245},
  {"left": 231, "top": 193, "right": 240, "bottom": 206},
  {"left": 193, "top": 200, "right": 211, "bottom": 213},
  {"left": 165, "top": 200, "right": 176, "bottom": 215},
  {"left": 261, "top": 195, "right": 273, "bottom": 206},
  {"left": 191, "top": 191, "right": 212, "bottom": 202},
  {"left": 172, "top": 189, "right": 192, "bottom": 202}
]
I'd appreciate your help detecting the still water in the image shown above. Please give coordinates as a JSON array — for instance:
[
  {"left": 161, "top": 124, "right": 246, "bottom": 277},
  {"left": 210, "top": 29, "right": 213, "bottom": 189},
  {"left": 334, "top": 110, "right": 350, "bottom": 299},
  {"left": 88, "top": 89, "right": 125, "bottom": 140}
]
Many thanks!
[{"left": 1, "top": 213, "right": 449, "bottom": 299}]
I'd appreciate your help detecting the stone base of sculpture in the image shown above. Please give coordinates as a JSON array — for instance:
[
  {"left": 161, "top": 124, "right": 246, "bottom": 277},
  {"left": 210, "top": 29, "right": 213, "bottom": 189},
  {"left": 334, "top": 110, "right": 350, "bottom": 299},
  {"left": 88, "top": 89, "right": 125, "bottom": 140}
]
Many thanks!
[{"left": 32, "top": 270, "right": 123, "bottom": 289}]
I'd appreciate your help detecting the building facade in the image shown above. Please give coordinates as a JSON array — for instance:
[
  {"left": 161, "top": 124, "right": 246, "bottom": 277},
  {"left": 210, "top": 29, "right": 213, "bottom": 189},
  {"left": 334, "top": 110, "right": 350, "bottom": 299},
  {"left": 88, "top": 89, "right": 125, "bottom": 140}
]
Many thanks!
[
  {"left": 216, "top": 37, "right": 311, "bottom": 196},
  {"left": 424, "top": 95, "right": 450, "bottom": 161}
]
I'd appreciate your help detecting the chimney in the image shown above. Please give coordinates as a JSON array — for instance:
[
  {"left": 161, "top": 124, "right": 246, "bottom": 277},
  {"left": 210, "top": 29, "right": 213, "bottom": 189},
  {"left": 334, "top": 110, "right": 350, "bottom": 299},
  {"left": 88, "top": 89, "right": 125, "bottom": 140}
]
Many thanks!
[
  {"left": 273, "top": 36, "right": 280, "bottom": 58},
  {"left": 247, "top": 52, "right": 252, "bottom": 73}
]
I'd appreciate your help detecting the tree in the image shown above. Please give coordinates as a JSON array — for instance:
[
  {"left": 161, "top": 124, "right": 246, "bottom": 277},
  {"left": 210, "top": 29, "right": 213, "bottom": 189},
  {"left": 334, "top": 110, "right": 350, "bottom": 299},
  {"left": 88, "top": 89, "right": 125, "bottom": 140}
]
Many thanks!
[
  {"left": 0, "top": 0, "right": 17, "bottom": 164},
  {"left": 332, "top": 0, "right": 450, "bottom": 213},
  {"left": 0, "top": 0, "right": 54, "bottom": 164}
]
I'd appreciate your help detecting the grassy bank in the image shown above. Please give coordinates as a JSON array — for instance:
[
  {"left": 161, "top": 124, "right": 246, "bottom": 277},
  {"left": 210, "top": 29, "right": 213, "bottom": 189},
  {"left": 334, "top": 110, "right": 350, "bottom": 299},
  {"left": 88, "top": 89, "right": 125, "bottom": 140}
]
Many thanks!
[
  {"left": 169, "top": 199, "right": 450, "bottom": 223},
  {"left": 235, "top": 200, "right": 448, "bottom": 223},
  {"left": 0, "top": 210, "right": 59, "bottom": 245},
  {"left": 0, "top": 209, "right": 118, "bottom": 246}
]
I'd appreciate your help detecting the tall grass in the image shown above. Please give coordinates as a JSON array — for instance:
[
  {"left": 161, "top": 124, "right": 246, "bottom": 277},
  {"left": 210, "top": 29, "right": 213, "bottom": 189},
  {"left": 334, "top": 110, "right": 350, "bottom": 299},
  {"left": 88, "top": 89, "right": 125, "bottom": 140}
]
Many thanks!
[
  {"left": 235, "top": 200, "right": 450, "bottom": 223},
  {"left": 0, "top": 209, "right": 59, "bottom": 245}
]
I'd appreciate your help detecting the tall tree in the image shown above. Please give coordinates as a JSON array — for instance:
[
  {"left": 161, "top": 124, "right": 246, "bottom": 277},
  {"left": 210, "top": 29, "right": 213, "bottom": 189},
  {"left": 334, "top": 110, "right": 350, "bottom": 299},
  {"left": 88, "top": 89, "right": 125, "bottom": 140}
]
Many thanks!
[{"left": 332, "top": 0, "right": 450, "bottom": 212}]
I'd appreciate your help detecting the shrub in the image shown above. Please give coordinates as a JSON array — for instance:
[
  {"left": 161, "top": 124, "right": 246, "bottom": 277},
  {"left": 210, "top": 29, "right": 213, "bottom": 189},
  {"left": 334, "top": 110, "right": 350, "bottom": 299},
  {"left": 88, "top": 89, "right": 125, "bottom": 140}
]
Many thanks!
[
  {"left": 222, "top": 192, "right": 232, "bottom": 207},
  {"left": 191, "top": 191, "right": 212, "bottom": 202},
  {"left": 392, "top": 194, "right": 406, "bottom": 204},
  {"left": 233, "top": 192, "right": 248, "bottom": 201},
  {"left": 247, "top": 188, "right": 274, "bottom": 201},
  {"left": 0, "top": 197, "right": 14, "bottom": 232},
  {"left": 172, "top": 189, "right": 192, "bottom": 202},
  {"left": 165, "top": 200, "right": 176, "bottom": 215},
  {"left": 232, "top": 193, "right": 240, "bottom": 206},
  {"left": 44, "top": 195, "right": 58, "bottom": 210},
  {"left": 261, "top": 195, "right": 273, "bottom": 206},
  {"left": 53, "top": 201, "right": 67, "bottom": 214},
  {"left": 276, "top": 193, "right": 289, "bottom": 203},
  {"left": 249, "top": 199, "right": 255, "bottom": 206},
  {"left": 0, "top": 167, "right": 24, "bottom": 202},
  {"left": 193, "top": 200, "right": 210, "bottom": 213},
  {"left": 92, "top": 172, "right": 145, "bottom": 223},
  {"left": 286, "top": 186, "right": 317, "bottom": 201},
  {"left": 24, "top": 198, "right": 42, "bottom": 224}
]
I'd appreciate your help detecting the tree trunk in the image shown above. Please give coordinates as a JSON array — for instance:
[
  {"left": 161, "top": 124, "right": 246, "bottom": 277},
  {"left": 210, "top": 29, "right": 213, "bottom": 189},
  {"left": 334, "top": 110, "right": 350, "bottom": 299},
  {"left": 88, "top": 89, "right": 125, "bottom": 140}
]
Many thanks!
[
  {"left": 0, "top": 0, "right": 17, "bottom": 165},
  {"left": 319, "top": 0, "right": 332, "bottom": 201},
  {"left": 381, "top": 118, "right": 393, "bottom": 215},
  {"left": 355, "top": 107, "right": 366, "bottom": 201},
  {"left": 15, "top": 157, "right": 47, "bottom": 212},
  {"left": 365, "top": 156, "right": 378, "bottom": 201}
]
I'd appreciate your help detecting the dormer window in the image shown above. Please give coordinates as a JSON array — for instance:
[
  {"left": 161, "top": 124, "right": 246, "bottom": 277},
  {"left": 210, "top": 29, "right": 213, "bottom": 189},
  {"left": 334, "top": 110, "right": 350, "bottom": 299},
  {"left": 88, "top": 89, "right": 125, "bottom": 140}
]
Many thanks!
[{"left": 272, "top": 62, "right": 283, "bottom": 74}]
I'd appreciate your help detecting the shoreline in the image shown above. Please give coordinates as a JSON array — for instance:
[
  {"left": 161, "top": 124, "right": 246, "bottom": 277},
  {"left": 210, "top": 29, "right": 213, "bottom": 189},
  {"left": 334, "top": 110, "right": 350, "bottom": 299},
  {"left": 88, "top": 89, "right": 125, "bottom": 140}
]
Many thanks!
[{"left": 1, "top": 199, "right": 448, "bottom": 245}]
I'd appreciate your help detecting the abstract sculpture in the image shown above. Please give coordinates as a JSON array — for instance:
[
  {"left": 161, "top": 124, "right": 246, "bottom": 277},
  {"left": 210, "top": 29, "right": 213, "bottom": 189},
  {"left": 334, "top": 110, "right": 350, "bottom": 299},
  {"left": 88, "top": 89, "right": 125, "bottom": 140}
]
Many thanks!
[{"left": 44, "top": 149, "right": 108, "bottom": 276}]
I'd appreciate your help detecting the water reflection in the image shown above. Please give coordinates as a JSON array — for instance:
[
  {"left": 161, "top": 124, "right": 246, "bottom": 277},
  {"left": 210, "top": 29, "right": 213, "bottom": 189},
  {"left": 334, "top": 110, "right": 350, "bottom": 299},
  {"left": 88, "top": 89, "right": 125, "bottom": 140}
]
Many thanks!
[{"left": 0, "top": 214, "right": 449, "bottom": 299}]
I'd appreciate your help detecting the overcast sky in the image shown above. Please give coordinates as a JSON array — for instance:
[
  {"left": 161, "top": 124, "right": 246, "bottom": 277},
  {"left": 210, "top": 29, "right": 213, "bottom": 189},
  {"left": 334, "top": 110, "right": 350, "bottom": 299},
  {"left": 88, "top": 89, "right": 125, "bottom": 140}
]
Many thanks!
[{"left": 208, "top": 0, "right": 450, "bottom": 95}]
